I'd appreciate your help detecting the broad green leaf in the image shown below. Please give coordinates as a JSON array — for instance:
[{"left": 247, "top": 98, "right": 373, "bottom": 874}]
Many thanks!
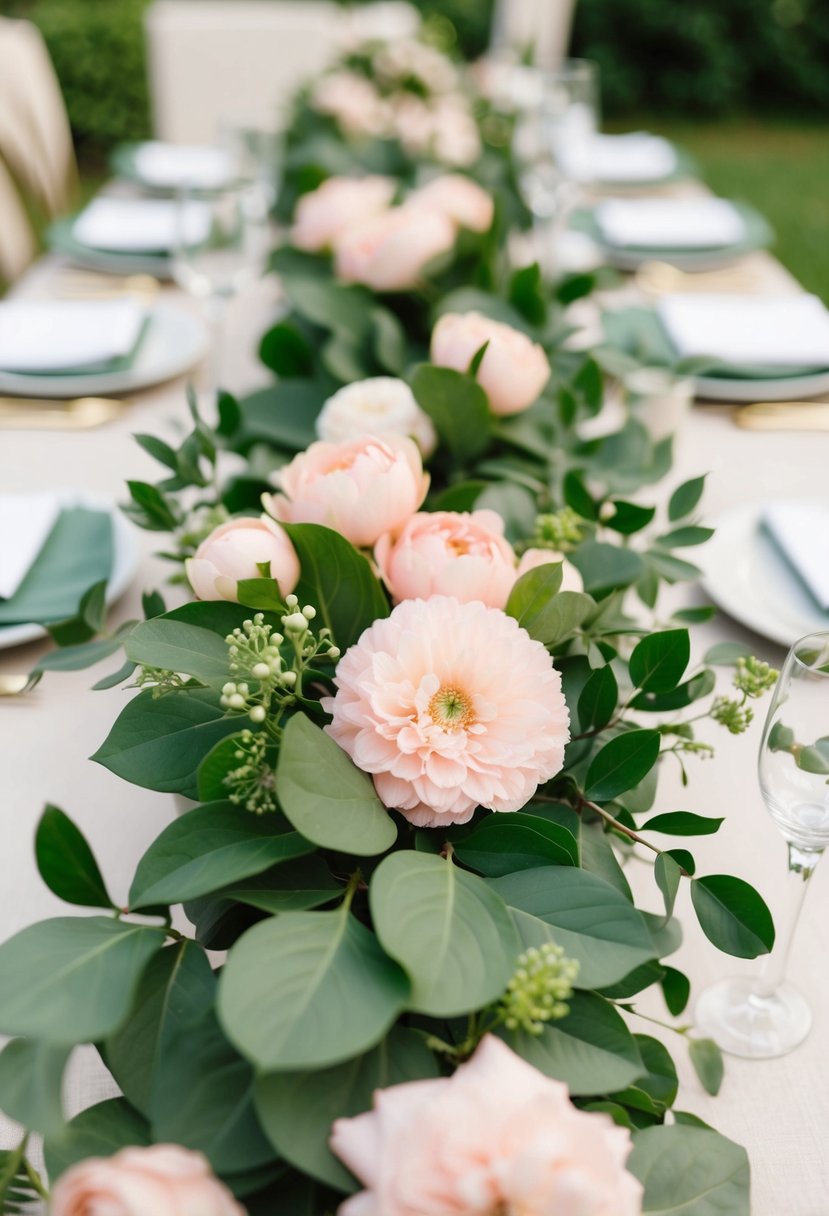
[
  {"left": 505, "top": 563, "right": 564, "bottom": 641},
  {"left": 563, "top": 470, "right": 598, "bottom": 520},
  {"left": 0, "top": 918, "right": 164, "bottom": 1044},
  {"left": 629, "top": 1124, "right": 749, "bottom": 1216},
  {"left": 276, "top": 714, "right": 397, "bottom": 856},
  {"left": 691, "top": 875, "right": 775, "bottom": 958},
  {"left": 32, "top": 635, "right": 124, "bottom": 676},
  {"left": 410, "top": 363, "right": 492, "bottom": 462},
  {"left": 218, "top": 907, "right": 409, "bottom": 1070},
  {"left": 642, "top": 812, "right": 723, "bottom": 836},
  {"left": 35, "top": 805, "right": 113, "bottom": 909},
  {"left": 570, "top": 540, "right": 644, "bottom": 596},
  {"left": 217, "top": 857, "right": 340, "bottom": 913},
  {"left": 238, "top": 380, "right": 328, "bottom": 453},
  {"left": 0, "top": 1039, "right": 69, "bottom": 1138},
  {"left": 526, "top": 590, "right": 593, "bottom": 647},
  {"left": 630, "top": 669, "right": 715, "bottom": 712},
  {"left": 645, "top": 550, "right": 701, "bottom": 583},
  {"left": 577, "top": 665, "right": 618, "bottom": 732},
  {"left": 259, "top": 322, "right": 314, "bottom": 377},
  {"left": 704, "top": 641, "right": 753, "bottom": 666},
  {"left": 598, "top": 960, "right": 665, "bottom": 1000},
  {"left": 657, "top": 526, "right": 714, "bottom": 548},
  {"left": 129, "top": 801, "right": 314, "bottom": 909},
  {"left": 629, "top": 629, "right": 690, "bottom": 693},
  {"left": 573, "top": 355, "right": 603, "bottom": 412},
  {"left": 475, "top": 481, "right": 537, "bottom": 544},
  {"left": 604, "top": 500, "right": 656, "bottom": 535},
  {"left": 654, "top": 853, "right": 682, "bottom": 921},
  {"left": 454, "top": 812, "right": 578, "bottom": 875},
  {"left": 508, "top": 261, "right": 547, "bottom": 327},
  {"left": 370, "top": 852, "right": 518, "bottom": 1017},
  {"left": 661, "top": 966, "right": 691, "bottom": 1016},
  {"left": 371, "top": 307, "right": 407, "bottom": 373},
  {"left": 45, "top": 1099, "right": 150, "bottom": 1182},
  {"left": 493, "top": 867, "right": 655, "bottom": 987},
  {"left": 584, "top": 730, "right": 661, "bottom": 802},
  {"left": 255, "top": 1027, "right": 439, "bottom": 1191},
  {"left": 688, "top": 1037, "right": 724, "bottom": 1097},
  {"left": 668, "top": 475, "right": 707, "bottom": 522},
  {"left": 503, "top": 992, "right": 643, "bottom": 1095},
  {"left": 124, "top": 619, "right": 231, "bottom": 687},
  {"left": 627, "top": 1035, "right": 679, "bottom": 1110}
]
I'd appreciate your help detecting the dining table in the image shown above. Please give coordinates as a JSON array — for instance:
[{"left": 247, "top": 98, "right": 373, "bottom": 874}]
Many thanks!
[{"left": 1, "top": 213, "right": 828, "bottom": 1213}]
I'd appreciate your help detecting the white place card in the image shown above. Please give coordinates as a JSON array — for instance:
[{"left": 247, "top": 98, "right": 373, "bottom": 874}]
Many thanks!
[
  {"left": 73, "top": 197, "right": 211, "bottom": 253},
  {"left": 595, "top": 198, "right": 746, "bottom": 249},
  {"left": 0, "top": 300, "right": 148, "bottom": 373},
  {"left": 657, "top": 294, "right": 829, "bottom": 368}
]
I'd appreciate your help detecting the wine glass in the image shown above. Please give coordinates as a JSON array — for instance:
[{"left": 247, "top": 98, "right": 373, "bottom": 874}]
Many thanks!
[
  {"left": 696, "top": 631, "right": 829, "bottom": 1057},
  {"left": 543, "top": 59, "right": 600, "bottom": 187}
]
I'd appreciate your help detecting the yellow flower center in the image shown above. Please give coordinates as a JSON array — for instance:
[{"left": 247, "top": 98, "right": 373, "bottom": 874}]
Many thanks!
[{"left": 427, "top": 685, "right": 475, "bottom": 730}]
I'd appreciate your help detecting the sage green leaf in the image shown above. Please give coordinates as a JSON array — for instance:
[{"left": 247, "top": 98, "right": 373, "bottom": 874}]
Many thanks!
[
  {"left": 704, "top": 641, "right": 754, "bottom": 666},
  {"left": 218, "top": 908, "right": 409, "bottom": 1070},
  {"left": 44, "top": 1099, "right": 150, "bottom": 1182},
  {"left": 613, "top": 1034, "right": 678, "bottom": 1112},
  {"left": 661, "top": 966, "right": 691, "bottom": 1016},
  {"left": 0, "top": 918, "right": 164, "bottom": 1044},
  {"left": 654, "top": 853, "right": 682, "bottom": 921},
  {"left": 35, "top": 805, "right": 114, "bottom": 909},
  {"left": 124, "top": 618, "right": 231, "bottom": 687},
  {"left": 492, "top": 867, "right": 654, "bottom": 988},
  {"left": 630, "top": 669, "right": 715, "bottom": 712},
  {"left": 688, "top": 1037, "right": 724, "bottom": 1097},
  {"left": 410, "top": 363, "right": 492, "bottom": 462},
  {"left": 276, "top": 714, "right": 397, "bottom": 856},
  {"left": 454, "top": 813, "right": 578, "bottom": 875},
  {"left": 668, "top": 475, "right": 707, "bottom": 522},
  {"left": 105, "top": 941, "right": 216, "bottom": 1116},
  {"left": 129, "top": 801, "right": 314, "bottom": 909},
  {"left": 255, "top": 1027, "right": 439, "bottom": 1191},
  {"left": 505, "top": 563, "right": 564, "bottom": 641},
  {"left": 629, "top": 629, "right": 690, "bottom": 693},
  {"left": 577, "top": 664, "right": 618, "bottom": 732},
  {"left": 690, "top": 875, "right": 775, "bottom": 958},
  {"left": 370, "top": 852, "right": 518, "bottom": 1017},
  {"left": 0, "top": 1038, "right": 69, "bottom": 1138},
  {"left": 570, "top": 540, "right": 644, "bottom": 596},
  {"left": 218, "top": 856, "right": 340, "bottom": 914},
  {"left": 642, "top": 812, "right": 723, "bottom": 836},
  {"left": 502, "top": 992, "right": 643, "bottom": 1095},
  {"left": 31, "top": 635, "right": 124, "bottom": 676},
  {"left": 584, "top": 729, "right": 661, "bottom": 802},
  {"left": 238, "top": 380, "right": 327, "bottom": 452},
  {"left": 629, "top": 1124, "right": 749, "bottom": 1216}
]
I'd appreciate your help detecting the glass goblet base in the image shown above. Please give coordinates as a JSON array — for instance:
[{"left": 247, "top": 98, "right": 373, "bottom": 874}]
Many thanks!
[{"left": 695, "top": 976, "right": 811, "bottom": 1059}]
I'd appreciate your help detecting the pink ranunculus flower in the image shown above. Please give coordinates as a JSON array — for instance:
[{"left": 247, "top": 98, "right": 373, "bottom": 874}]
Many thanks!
[
  {"left": 50, "top": 1144, "right": 245, "bottom": 1216},
  {"left": 409, "top": 174, "right": 494, "bottom": 233},
  {"left": 331, "top": 1035, "right": 643, "bottom": 1216},
  {"left": 431, "top": 311, "right": 551, "bottom": 416},
  {"left": 518, "top": 547, "right": 585, "bottom": 594},
  {"left": 334, "top": 205, "right": 456, "bottom": 292},
  {"left": 263, "top": 434, "right": 429, "bottom": 550},
  {"left": 292, "top": 175, "right": 396, "bottom": 253},
  {"left": 185, "top": 516, "right": 300, "bottom": 602},
  {"left": 375, "top": 509, "right": 518, "bottom": 608},
  {"left": 323, "top": 595, "right": 569, "bottom": 826},
  {"left": 316, "top": 377, "right": 436, "bottom": 457}
]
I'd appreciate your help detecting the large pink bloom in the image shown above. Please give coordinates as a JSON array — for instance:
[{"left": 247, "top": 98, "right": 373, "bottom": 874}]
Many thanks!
[
  {"left": 331, "top": 1035, "right": 643, "bottom": 1216},
  {"left": 323, "top": 596, "right": 569, "bottom": 827},
  {"left": 431, "top": 311, "right": 551, "bottom": 416}
]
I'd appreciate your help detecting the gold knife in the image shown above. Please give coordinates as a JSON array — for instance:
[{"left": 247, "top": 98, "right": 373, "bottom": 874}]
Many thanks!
[
  {"left": 735, "top": 401, "right": 829, "bottom": 431},
  {"left": 0, "top": 396, "right": 126, "bottom": 429}
]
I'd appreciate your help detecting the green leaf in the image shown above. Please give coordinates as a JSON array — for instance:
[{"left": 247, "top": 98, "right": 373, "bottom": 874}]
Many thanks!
[
  {"left": 508, "top": 261, "right": 547, "bottom": 327},
  {"left": 44, "top": 1099, "right": 150, "bottom": 1182},
  {"left": 661, "top": 966, "right": 691, "bottom": 1016},
  {"left": 629, "top": 630, "right": 690, "bottom": 693},
  {"left": 218, "top": 907, "right": 409, "bottom": 1071},
  {"left": 259, "top": 322, "right": 314, "bottom": 377},
  {"left": 503, "top": 992, "right": 643, "bottom": 1095},
  {"left": 283, "top": 522, "right": 389, "bottom": 652},
  {"left": 570, "top": 541, "right": 644, "bottom": 596},
  {"left": 454, "top": 812, "right": 579, "bottom": 875},
  {"left": 505, "top": 562, "right": 564, "bottom": 640},
  {"left": 217, "top": 856, "right": 340, "bottom": 913},
  {"left": 645, "top": 550, "right": 701, "bottom": 583},
  {"left": 577, "top": 665, "right": 618, "bottom": 732},
  {"left": 475, "top": 481, "right": 537, "bottom": 543},
  {"left": 371, "top": 307, "right": 407, "bottom": 374},
  {"left": 795, "top": 738, "right": 829, "bottom": 774},
  {"left": 276, "top": 714, "right": 397, "bottom": 856},
  {"left": 0, "top": 1039, "right": 69, "bottom": 1138},
  {"left": 688, "top": 1037, "right": 725, "bottom": 1097},
  {"left": 629, "top": 1124, "right": 749, "bottom": 1216},
  {"left": 657, "top": 526, "right": 714, "bottom": 548},
  {"left": 370, "top": 852, "right": 518, "bottom": 1017},
  {"left": 619, "top": 1034, "right": 678, "bottom": 1111},
  {"left": 134, "top": 432, "right": 179, "bottom": 471},
  {"left": 125, "top": 479, "right": 180, "bottom": 531},
  {"left": 32, "top": 635, "right": 124, "bottom": 677},
  {"left": 668, "top": 475, "right": 707, "bottom": 522},
  {"left": 573, "top": 356, "right": 603, "bottom": 413},
  {"left": 129, "top": 801, "right": 314, "bottom": 909},
  {"left": 584, "top": 729, "right": 661, "bottom": 802},
  {"left": 642, "top": 812, "right": 723, "bottom": 836},
  {"left": 238, "top": 381, "right": 328, "bottom": 452},
  {"left": 255, "top": 1027, "right": 439, "bottom": 1191},
  {"left": 493, "top": 867, "right": 655, "bottom": 987},
  {"left": 704, "top": 641, "right": 753, "bottom": 666},
  {"left": 35, "top": 805, "right": 114, "bottom": 909},
  {"left": 0, "top": 918, "right": 164, "bottom": 1043},
  {"left": 284, "top": 277, "right": 373, "bottom": 340},
  {"left": 410, "top": 363, "right": 492, "bottom": 462},
  {"left": 124, "top": 618, "right": 231, "bottom": 687},
  {"left": 654, "top": 853, "right": 682, "bottom": 921},
  {"left": 691, "top": 875, "right": 775, "bottom": 958},
  {"left": 563, "top": 470, "right": 598, "bottom": 520},
  {"left": 630, "top": 669, "right": 715, "bottom": 712},
  {"left": 604, "top": 500, "right": 656, "bottom": 535},
  {"left": 768, "top": 721, "right": 795, "bottom": 752}
]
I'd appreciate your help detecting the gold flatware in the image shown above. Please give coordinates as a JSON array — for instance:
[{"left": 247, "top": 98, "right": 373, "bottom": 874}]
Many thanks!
[
  {"left": 50, "top": 271, "right": 162, "bottom": 305},
  {"left": 0, "top": 396, "right": 127, "bottom": 430},
  {"left": 636, "top": 260, "right": 768, "bottom": 296},
  {"left": 735, "top": 401, "right": 829, "bottom": 431},
  {"left": 0, "top": 674, "right": 31, "bottom": 696}
]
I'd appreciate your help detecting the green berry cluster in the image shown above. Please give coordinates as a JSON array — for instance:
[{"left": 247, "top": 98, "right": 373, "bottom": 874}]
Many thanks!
[{"left": 499, "top": 943, "right": 579, "bottom": 1035}]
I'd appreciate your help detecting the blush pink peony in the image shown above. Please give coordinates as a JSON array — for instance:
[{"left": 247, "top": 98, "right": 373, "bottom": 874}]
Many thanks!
[
  {"left": 186, "top": 516, "right": 300, "bottom": 601},
  {"left": 263, "top": 434, "right": 429, "bottom": 549},
  {"left": 323, "top": 595, "right": 569, "bottom": 826},
  {"left": 409, "top": 174, "right": 494, "bottom": 233},
  {"left": 375, "top": 509, "right": 519, "bottom": 608},
  {"left": 331, "top": 1034, "right": 643, "bottom": 1216},
  {"left": 50, "top": 1145, "right": 244, "bottom": 1216},
  {"left": 334, "top": 205, "right": 456, "bottom": 292},
  {"left": 291, "top": 175, "right": 396, "bottom": 252},
  {"left": 431, "top": 311, "right": 551, "bottom": 416}
]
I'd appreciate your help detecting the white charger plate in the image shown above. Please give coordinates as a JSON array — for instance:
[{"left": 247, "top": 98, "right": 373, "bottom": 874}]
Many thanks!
[
  {"left": 699, "top": 501, "right": 829, "bottom": 649},
  {"left": 0, "top": 490, "right": 139, "bottom": 650},
  {"left": 0, "top": 303, "right": 208, "bottom": 399},
  {"left": 694, "top": 368, "right": 829, "bottom": 403}
]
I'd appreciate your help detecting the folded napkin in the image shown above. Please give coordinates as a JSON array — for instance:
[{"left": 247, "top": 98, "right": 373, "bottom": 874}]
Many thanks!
[
  {"left": 657, "top": 294, "right": 829, "bottom": 370},
  {"left": 0, "top": 494, "right": 61, "bottom": 599},
  {"left": 560, "top": 132, "right": 677, "bottom": 184},
  {"left": 72, "top": 197, "right": 212, "bottom": 254},
  {"left": 133, "top": 141, "right": 234, "bottom": 190},
  {"left": 0, "top": 300, "right": 149, "bottom": 375},
  {"left": 0, "top": 507, "right": 113, "bottom": 626},
  {"left": 764, "top": 501, "right": 829, "bottom": 611},
  {"left": 595, "top": 198, "right": 746, "bottom": 249}
]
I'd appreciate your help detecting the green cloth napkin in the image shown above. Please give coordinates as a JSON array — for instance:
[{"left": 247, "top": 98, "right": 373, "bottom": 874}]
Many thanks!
[{"left": 0, "top": 508, "right": 114, "bottom": 626}]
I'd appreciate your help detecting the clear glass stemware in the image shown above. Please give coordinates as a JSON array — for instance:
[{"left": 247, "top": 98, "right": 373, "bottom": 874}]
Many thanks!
[{"left": 696, "top": 631, "right": 829, "bottom": 1057}]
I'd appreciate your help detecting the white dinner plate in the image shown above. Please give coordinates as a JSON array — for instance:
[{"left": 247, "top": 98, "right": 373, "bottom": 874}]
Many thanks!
[
  {"left": 0, "top": 303, "right": 208, "bottom": 399},
  {"left": 0, "top": 490, "right": 139, "bottom": 650},
  {"left": 694, "top": 368, "right": 829, "bottom": 403},
  {"left": 699, "top": 501, "right": 829, "bottom": 649}
]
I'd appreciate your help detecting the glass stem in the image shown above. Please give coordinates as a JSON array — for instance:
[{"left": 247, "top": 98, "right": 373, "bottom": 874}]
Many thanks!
[
  {"left": 754, "top": 842, "right": 821, "bottom": 998},
  {"left": 202, "top": 294, "right": 228, "bottom": 406}
]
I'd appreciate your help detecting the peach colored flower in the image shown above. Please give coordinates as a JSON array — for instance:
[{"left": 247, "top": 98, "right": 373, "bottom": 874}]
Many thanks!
[
  {"left": 186, "top": 516, "right": 299, "bottom": 602},
  {"left": 409, "top": 174, "right": 493, "bottom": 233},
  {"left": 292, "top": 175, "right": 396, "bottom": 253},
  {"left": 334, "top": 205, "right": 456, "bottom": 292},
  {"left": 431, "top": 311, "right": 551, "bottom": 416},
  {"left": 323, "top": 596, "right": 569, "bottom": 826},
  {"left": 375, "top": 509, "right": 518, "bottom": 607},
  {"left": 311, "top": 72, "right": 391, "bottom": 139},
  {"left": 518, "top": 547, "right": 585, "bottom": 594},
  {"left": 316, "top": 377, "right": 436, "bottom": 457},
  {"left": 431, "top": 97, "right": 482, "bottom": 167},
  {"left": 263, "top": 434, "right": 429, "bottom": 549},
  {"left": 50, "top": 1144, "right": 244, "bottom": 1216},
  {"left": 331, "top": 1035, "right": 642, "bottom": 1216}
]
